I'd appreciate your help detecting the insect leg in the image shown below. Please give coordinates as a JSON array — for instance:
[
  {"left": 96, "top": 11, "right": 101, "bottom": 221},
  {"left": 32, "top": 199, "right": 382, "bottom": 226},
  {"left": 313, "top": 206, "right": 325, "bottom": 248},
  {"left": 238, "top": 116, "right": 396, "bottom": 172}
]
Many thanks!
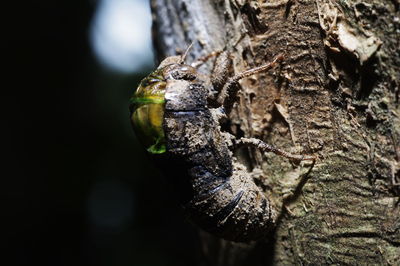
[
  {"left": 216, "top": 54, "right": 284, "bottom": 112},
  {"left": 210, "top": 51, "right": 230, "bottom": 90},
  {"left": 191, "top": 51, "right": 230, "bottom": 89},
  {"left": 201, "top": 51, "right": 232, "bottom": 107},
  {"left": 190, "top": 50, "right": 223, "bottom": 68},
  {"left": 237, "top": 137, "right": 316, "bottom": 162}
]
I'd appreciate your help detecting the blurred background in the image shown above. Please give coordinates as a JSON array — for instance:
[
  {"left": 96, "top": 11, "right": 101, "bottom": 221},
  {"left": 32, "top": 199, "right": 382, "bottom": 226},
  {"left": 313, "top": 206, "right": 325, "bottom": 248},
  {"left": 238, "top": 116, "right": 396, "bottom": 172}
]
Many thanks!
[{"left": 7, "top": 0, "right": 200, "bottom": 265}]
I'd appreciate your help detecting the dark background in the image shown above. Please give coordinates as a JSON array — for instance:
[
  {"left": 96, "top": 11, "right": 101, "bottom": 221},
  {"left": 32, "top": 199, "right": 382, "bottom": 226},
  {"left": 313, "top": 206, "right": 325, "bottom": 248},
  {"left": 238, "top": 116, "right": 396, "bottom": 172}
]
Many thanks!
[{"left": 7, "top": 1, "right": 200, "bottom": 265}]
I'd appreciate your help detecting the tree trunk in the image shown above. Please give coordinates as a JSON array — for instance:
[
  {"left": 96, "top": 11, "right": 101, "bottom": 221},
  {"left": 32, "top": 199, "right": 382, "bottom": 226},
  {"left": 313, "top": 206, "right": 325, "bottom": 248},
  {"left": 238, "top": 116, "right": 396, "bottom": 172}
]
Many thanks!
[{"left": 150, "top": 0, "right": 400, "bottom": 265}]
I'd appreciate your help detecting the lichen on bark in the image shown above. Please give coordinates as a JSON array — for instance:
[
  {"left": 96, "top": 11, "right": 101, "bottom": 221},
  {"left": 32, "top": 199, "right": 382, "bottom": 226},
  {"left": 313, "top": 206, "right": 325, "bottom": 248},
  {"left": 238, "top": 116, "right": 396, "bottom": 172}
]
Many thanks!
[{"left": 150, "top": 0, "right": 399, "bottom": 265}]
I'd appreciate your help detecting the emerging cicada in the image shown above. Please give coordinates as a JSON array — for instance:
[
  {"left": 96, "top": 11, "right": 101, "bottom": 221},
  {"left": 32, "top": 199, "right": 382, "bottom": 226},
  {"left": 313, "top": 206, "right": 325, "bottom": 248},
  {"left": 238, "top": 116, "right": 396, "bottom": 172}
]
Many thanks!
[
  {"left": 130, "top": 67, "right": 167, "bottom": 154},
  {"left": 129, "top": 46, "right": 314, "bottom": 242}
]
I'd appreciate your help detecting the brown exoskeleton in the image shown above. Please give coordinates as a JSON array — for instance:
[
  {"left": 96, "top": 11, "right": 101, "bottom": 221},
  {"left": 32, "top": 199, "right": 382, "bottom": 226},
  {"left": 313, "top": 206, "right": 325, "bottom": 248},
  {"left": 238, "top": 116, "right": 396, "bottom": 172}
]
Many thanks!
[{"left": 129, "top": 45, "right": 315, "bottom": 242}]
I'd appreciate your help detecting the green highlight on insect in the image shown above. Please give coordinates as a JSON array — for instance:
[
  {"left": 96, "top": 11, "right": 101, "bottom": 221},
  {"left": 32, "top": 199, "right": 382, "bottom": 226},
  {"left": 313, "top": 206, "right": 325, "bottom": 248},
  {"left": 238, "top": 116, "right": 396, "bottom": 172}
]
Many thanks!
[{"left": 129, "top": 70, "right": 167, "bottom": 154}]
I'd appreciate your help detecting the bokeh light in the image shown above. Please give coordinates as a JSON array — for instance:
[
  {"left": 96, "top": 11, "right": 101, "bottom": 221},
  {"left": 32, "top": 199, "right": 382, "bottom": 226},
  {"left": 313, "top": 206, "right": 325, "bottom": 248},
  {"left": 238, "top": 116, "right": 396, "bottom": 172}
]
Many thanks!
[{"left": 90, "top": 0, "right": 154, "bottom": 73}]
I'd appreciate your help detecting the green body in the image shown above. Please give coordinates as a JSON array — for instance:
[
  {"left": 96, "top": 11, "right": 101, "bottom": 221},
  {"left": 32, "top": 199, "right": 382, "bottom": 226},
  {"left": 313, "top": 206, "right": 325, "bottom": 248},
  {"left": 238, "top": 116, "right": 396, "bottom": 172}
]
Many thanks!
[{"left": 130, "top": 68, "right": 167, "bottom": 154}]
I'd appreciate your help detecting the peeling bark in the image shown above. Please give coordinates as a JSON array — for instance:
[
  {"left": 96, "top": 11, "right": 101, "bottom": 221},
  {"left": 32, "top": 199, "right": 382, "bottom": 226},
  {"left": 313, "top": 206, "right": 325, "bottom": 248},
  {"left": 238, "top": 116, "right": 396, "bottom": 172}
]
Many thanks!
[{"left": 150, "top": 0, "right": 400, "bottom": 265}]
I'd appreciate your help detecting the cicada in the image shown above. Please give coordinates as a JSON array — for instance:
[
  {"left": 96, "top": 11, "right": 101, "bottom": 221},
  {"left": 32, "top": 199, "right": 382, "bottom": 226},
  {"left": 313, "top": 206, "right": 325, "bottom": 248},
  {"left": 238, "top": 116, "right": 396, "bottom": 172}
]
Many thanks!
[{"left": 129, "top": 46, "right": 314, "bottom": 242}]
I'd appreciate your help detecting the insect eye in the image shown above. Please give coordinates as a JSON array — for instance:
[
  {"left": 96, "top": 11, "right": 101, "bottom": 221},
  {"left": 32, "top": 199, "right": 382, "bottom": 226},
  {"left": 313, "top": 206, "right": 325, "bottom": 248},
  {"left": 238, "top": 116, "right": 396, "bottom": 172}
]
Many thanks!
[{"left": 171, "top": 66, "right": 197, "bottom": 80}]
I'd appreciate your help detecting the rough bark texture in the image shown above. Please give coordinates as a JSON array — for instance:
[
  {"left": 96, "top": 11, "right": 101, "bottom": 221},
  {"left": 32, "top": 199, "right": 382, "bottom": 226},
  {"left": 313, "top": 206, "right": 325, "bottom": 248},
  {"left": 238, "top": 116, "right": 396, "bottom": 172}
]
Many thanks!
[{"left": 150, "top": 0, "right": 399, "bottom": 265}]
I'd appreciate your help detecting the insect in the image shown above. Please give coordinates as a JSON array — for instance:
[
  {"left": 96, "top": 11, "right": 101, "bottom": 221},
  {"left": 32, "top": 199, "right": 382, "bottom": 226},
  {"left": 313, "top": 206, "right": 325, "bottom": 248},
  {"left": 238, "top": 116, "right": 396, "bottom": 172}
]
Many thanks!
[{"left": 129, "top": 45, "right": 315, "bottom": 242}]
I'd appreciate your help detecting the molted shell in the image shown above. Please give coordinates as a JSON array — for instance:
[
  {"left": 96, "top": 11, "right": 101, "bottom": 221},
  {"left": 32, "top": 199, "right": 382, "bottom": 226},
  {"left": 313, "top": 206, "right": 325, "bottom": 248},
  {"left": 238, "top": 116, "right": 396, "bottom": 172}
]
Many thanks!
[{"left": 130, "top": 58, "right": 279, "bottom": 242}]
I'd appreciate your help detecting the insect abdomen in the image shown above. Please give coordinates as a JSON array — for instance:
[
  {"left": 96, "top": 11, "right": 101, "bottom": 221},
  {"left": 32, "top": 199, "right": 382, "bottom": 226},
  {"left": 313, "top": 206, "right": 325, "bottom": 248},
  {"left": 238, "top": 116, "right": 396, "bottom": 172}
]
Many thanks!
[
  {"left": 185, "top": 165, "right": 275, "bottom": 242},
  {"left": 164, "top": 110, "right": 232, "bottom": 178},
  {"left": 164, "top": 110, "right": 275, "bottom": 242}
]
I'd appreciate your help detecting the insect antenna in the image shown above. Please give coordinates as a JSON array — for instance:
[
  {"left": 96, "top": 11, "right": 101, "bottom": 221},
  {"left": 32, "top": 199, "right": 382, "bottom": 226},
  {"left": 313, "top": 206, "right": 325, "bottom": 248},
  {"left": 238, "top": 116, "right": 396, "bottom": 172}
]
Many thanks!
[{"left": 179, "top": 42, "right": 194, "bottom": 64}]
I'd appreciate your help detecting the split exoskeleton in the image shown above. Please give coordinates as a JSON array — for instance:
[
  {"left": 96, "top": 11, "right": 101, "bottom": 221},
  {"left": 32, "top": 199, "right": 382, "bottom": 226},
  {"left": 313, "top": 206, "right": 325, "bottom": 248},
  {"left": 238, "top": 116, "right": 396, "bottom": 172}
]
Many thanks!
[{"left": 130, "top": 45, "right": 315, "bottom": 242}]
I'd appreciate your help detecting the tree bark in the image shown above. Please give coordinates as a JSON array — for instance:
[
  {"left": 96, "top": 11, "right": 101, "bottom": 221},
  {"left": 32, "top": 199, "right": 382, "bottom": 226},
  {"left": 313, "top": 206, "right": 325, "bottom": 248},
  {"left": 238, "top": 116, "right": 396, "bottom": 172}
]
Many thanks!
[{"left": 150, "top": 0, "right": 400, "bottom": 265}]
